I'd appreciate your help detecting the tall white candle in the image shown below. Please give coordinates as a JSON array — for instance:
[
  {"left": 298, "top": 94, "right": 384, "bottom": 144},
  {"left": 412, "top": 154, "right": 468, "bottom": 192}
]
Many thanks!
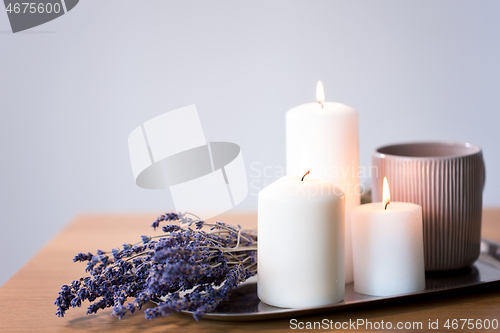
[
  {"left": 351, "top": 178, "right": 426, "bottom": 296},
  {"left": 258, "top": 174, "right": 345, "bottom": 308},
  {"left": 286, "top": 81, "right": 360, "bottom": 284}
]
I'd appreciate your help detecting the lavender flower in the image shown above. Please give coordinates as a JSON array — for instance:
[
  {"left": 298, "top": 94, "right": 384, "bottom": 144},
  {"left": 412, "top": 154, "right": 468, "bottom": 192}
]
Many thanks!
[
  {"left": 73, "top": 252, "right": 93, "bottom": 262},
  {"left": 55, "top": 212, "right": 257, "bottom": 321}
]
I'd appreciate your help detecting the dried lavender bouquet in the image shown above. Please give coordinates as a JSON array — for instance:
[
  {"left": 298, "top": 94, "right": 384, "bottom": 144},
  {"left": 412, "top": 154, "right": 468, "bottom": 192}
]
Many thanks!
[{"left": 54, "top": 212, "right": 257, "bottom": 321}]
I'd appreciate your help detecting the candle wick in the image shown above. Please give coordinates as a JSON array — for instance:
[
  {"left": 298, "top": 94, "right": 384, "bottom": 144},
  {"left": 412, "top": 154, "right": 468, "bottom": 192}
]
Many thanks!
[
  {"left": 385, "top": 202, "right": 390, "bottom": 210},
  {"left": 318, "top": 102, "right": 324, "bottom": 109},
  {"left": 301, "top": 171, "right": 310, "bottom": 181}
]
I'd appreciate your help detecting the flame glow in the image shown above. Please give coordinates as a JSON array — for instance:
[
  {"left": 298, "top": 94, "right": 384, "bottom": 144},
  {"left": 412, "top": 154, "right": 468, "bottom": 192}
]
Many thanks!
[
  {"left": 316, "top": 81, "right": 325, "bottom": 103},
  {"left": 383, "top": 177, "right": 390, "bottom": 209}
]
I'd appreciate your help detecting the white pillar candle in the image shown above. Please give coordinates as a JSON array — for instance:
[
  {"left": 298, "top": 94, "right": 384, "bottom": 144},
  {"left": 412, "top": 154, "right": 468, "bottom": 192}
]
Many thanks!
[
  {"left": 351, "top": 178, "right": 425, "bottom": 296},
  {"left": 258, "top": 174, "right": 345, "bottom": 308},
  {"left": 286, "top": 81, "right": 360, "bottom": 284}
]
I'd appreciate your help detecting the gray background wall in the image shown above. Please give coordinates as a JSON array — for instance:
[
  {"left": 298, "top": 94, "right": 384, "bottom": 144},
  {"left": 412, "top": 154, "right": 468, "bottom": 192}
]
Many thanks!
[{"left": 1, "top": 0, "right": 499, "bottom": 287}]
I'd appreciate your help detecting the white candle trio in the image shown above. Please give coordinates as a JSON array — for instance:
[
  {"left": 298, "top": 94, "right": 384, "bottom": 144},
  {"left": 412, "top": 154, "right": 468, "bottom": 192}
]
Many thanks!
[{"left": 257, "top": 82, "right": 426, "bottom": 308}]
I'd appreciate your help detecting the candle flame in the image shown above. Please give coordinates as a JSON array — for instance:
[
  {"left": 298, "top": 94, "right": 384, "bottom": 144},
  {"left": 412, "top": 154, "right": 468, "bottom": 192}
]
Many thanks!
[
  {"left": 383, "top": 177, "right": 390, "bottom": 209},
  {"left": 316, "top": 81, "right": 325, "bottom": 103}
]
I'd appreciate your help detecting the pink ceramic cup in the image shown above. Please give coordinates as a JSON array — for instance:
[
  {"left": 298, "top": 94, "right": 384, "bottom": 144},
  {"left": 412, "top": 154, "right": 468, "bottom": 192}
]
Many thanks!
[{"left": 372, "top": 142, "right": 485, "bottom": 271}]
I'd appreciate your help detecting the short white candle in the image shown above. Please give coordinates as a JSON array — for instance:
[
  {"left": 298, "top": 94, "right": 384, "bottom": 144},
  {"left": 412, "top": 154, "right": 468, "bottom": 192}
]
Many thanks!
[
  {"left": 286, "top": 81, "right": 360, "bottom": 284},
  {"left": 351, "top": 178, "right": 425, "bottom": 296},
  {"left": 258, "top": 174, "right": 345, "bottom": 308}
]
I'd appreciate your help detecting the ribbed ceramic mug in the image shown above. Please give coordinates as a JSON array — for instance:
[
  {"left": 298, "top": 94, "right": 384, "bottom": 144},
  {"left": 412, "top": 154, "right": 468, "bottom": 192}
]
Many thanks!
[{"left": 372, "top": 142, "right": 485, "bottom": 271}]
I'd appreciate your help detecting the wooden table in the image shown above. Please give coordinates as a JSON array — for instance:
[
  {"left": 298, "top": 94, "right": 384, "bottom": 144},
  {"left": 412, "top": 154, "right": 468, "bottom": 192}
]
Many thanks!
[{"left": 1, "top": 210, "right": 500, "bottom": 332}]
